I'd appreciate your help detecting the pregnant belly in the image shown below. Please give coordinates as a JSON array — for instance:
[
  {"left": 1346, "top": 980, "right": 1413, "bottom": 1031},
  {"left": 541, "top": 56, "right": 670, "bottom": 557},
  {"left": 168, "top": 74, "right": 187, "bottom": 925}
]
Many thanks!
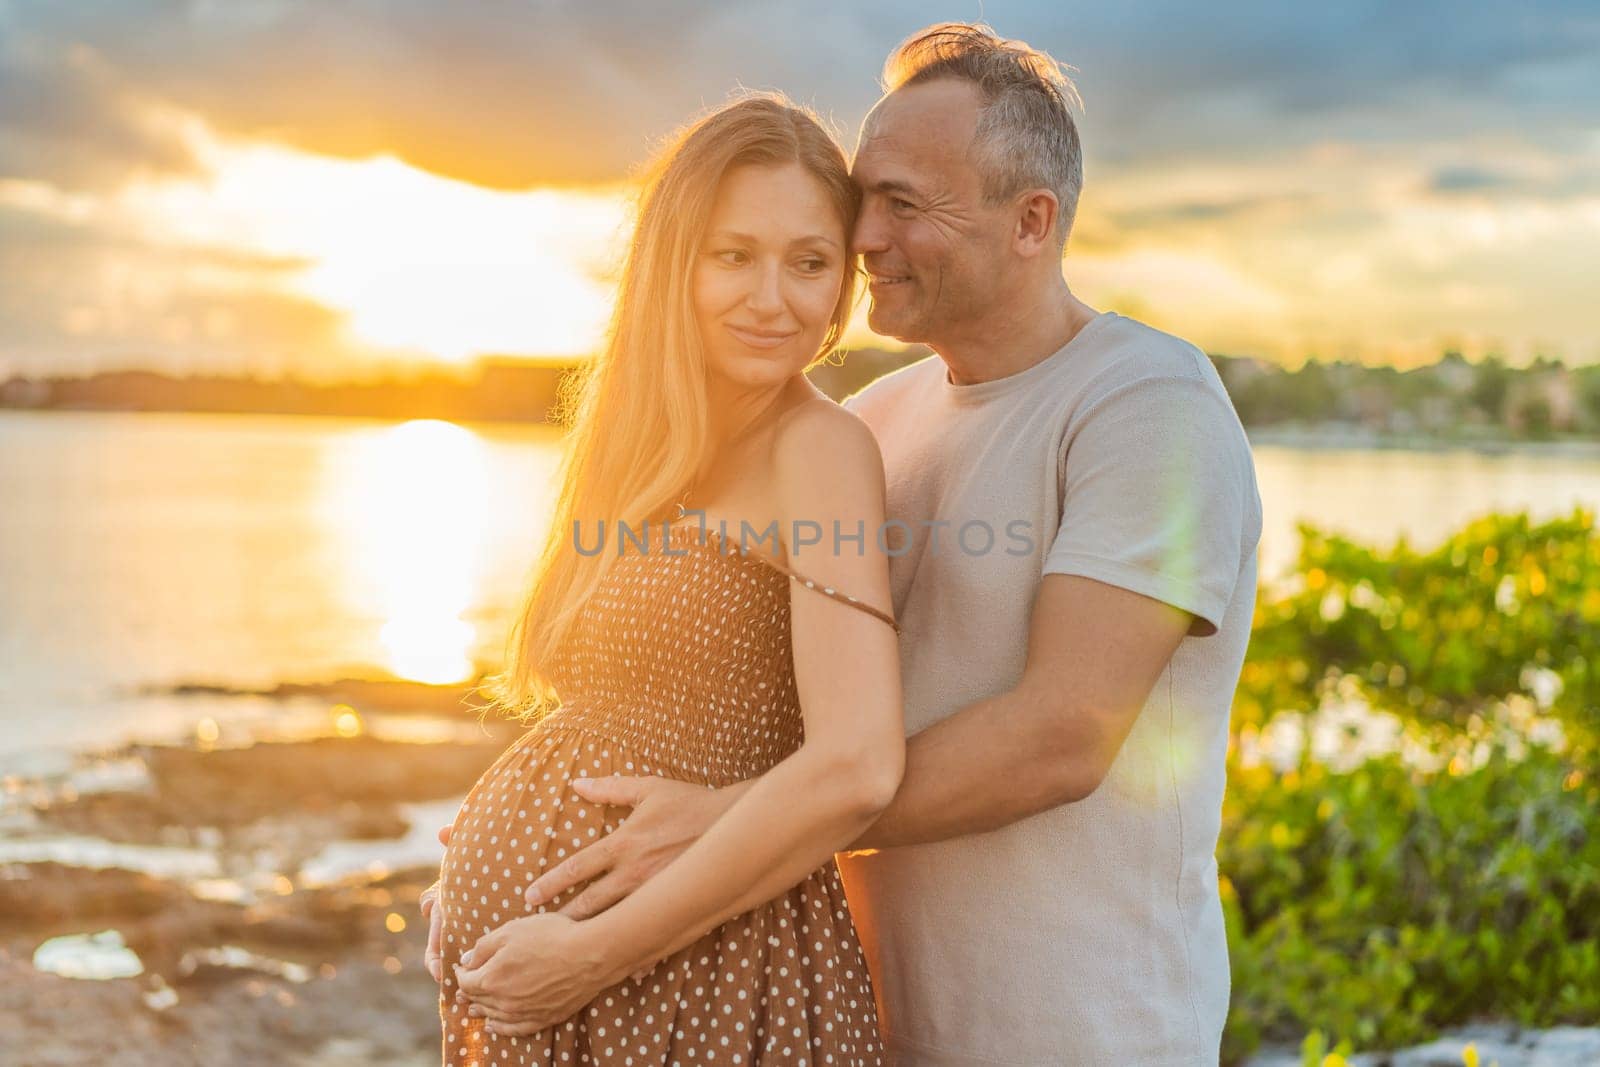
[{"left": 436, "top": 724, "right": 661, "bottom": 947}]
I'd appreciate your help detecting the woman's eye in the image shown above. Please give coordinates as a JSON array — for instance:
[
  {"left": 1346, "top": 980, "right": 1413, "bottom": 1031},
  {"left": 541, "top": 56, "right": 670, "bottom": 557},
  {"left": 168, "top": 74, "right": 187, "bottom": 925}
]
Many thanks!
[
  {"left": 796, "top": 257, "right": 828, "bottom": 273},
  {"left": 715, "top": 250, "right": 749, "bottom": 266}
]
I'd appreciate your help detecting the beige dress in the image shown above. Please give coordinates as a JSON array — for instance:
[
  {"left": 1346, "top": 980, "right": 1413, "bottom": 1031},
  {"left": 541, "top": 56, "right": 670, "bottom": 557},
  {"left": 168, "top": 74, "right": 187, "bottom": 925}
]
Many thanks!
[{"left": 438, "top": 522, "right": 899, "bottom": 1066}]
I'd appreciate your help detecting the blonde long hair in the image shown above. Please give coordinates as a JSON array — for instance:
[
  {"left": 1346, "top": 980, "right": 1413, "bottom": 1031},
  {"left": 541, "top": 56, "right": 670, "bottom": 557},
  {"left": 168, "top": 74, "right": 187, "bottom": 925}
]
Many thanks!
[{"left": 483, "top": 93, "right": 860, "bottom": 719}]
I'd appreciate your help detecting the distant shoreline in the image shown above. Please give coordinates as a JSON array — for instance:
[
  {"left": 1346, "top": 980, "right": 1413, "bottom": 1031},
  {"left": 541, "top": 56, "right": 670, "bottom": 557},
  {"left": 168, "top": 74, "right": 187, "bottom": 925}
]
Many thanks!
[
  {"left": 1246, "top": 425, "right": 1600, "bottom": 458},
  {"left": 6, "top": 405, "right": 1599, "bottom": 459},
  {"left": 0, "top": 403, "right": 556, "bottom": 431},
  {"left": 7, "top": 347, "right": 1598, "bottom": 448}
]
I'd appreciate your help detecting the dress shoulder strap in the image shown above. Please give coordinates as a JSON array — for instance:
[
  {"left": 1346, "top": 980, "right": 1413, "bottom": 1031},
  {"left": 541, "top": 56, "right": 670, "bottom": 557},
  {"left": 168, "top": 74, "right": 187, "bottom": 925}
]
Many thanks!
[
  {"left": 668, "top": 520, "right": 901, "bottom": 634},
  {"left": 752, "top": 550, "right": 902, "bottom": 634}
]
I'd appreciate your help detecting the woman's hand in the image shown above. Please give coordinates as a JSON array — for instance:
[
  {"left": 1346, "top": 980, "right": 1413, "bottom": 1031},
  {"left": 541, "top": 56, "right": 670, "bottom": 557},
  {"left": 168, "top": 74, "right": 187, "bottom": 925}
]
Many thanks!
[
  {"left": 419, "top": 880, "right": 444, "bottom": 981},
  {"left": 420, "top": 822, "right": 455, "bottom": 981},
  {"left": 453, "top": 913, "right": 628, "bottom": 1037}
]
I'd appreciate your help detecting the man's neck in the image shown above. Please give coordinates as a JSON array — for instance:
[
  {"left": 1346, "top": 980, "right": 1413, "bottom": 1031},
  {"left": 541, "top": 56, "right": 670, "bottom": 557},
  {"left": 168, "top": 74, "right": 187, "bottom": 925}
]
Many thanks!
[{"left": 935, "top": 280, "right": 1100, "bottom": 387}]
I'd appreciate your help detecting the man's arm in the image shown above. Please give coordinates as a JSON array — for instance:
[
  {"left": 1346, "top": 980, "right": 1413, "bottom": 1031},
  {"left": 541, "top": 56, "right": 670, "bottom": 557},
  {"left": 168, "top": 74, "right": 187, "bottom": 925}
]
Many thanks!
[
  {"left": 851, "top": 571, "right": 1189, "bottom": 849},
  {"left": 864, "top": 370, "right": 1251, "bottom": 847},
  {"left": 531, "top": 569, "right": 1190, "bottom": 912}
]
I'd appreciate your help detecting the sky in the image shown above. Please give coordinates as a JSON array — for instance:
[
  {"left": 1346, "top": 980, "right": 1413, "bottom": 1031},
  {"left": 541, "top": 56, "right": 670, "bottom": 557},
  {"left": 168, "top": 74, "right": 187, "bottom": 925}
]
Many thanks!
[{"left": 2, "top": 0, "right": 1598, "bottom": 382}]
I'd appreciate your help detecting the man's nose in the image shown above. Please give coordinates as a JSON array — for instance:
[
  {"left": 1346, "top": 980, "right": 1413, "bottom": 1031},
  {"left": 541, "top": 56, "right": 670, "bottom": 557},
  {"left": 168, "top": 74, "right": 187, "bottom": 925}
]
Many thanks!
[{"left": 851, "top": 201, "right": 890, "bottom": 256}]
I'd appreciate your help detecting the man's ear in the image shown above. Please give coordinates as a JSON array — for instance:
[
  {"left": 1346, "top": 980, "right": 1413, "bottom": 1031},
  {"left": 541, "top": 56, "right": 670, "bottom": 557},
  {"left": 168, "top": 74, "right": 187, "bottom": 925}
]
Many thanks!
[{"left": 1013, "top": 189, "right": 1061, "bottom": 258}]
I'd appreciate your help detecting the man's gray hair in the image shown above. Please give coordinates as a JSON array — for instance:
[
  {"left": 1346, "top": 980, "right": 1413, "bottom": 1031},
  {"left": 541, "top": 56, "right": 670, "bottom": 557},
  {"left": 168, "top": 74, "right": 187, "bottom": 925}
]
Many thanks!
[{"left": 882, "top": 22, "right": 1084, "bottom": 246}]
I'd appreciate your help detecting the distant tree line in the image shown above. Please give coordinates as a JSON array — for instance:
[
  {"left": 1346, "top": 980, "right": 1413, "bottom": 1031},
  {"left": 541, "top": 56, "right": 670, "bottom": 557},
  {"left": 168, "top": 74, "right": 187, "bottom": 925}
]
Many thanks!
[
  {"left": 3, "top": 347, "right": 1596, "bottom": 440},
  {"left": 817, "top": 346, "right": 1600, "bottom": 443},
  {"left": 0, "top": 358, "right": 572, "bottom": 424},
  {"left": 1210, "top": 350, "right": 1599, "bottom": 441}
]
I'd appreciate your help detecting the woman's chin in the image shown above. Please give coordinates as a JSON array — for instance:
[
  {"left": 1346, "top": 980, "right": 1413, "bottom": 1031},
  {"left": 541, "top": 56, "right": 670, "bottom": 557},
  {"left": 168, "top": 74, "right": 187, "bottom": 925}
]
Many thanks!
[{"left": 707, "top": 353, "right": 810, "bottom": 391}]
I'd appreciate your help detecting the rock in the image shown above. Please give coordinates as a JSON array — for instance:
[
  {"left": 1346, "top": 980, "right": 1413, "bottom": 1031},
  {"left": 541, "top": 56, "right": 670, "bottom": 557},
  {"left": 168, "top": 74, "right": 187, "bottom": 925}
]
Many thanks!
[
  {"left": 1245, "top": 1023, "right": 1600, "bottom": 1067},
  {"left": 35, "top": 737, "right": 502, "bottom": 845},
  {"left": 0, "top": 726, "right": 496, "bottom": 1063}
]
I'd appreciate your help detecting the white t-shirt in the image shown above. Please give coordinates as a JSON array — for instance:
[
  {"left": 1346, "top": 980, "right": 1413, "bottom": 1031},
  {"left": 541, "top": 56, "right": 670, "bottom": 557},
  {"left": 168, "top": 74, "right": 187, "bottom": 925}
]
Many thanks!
[{"left": 837, "top": 311, "right": 1262, "bottom": 1065}]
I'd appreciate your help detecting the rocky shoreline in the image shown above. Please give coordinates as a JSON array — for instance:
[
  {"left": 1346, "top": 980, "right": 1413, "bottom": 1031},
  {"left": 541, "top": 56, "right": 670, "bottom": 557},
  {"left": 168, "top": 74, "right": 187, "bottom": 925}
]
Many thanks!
[
  {"left": 3, "top": 676, "right": 1596, "bottom": 1066},
  {"left": 0, "top": 676, "right": 521, "bottom": 1066},
  {"left": 1244, "top": 1025, "right": 1600, "bottom": 1067}
]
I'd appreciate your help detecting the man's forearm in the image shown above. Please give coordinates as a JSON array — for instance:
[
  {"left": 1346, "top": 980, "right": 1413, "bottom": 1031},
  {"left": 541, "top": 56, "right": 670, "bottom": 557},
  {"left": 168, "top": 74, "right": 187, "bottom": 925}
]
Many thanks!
[
  {"left": 847, "top": 685, "right": 1089, "bottom": 851},
  {"left": 527, "top": 686, "right": 1093, "bottom": 916},
  {"left": 709, "top": 688, "right": 1088, "bottom": 857}
]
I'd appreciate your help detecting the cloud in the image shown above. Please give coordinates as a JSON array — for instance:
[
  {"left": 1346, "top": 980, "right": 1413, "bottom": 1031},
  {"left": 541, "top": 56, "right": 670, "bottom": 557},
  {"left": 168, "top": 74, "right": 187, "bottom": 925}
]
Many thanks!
[
  {"left": 1429, "top": 165, "right": 1516, "bottom": 193},
  {"left": 0, "top": 193, "right": 353, "bottom": 378},
  {"left": 0, "top": 1, "right": 890, "bottom": 191},
  {"left": 1426, "top": 155, "right": 1600, "bottom": 200},
  {"left": 1104, "top": 192, "right": 1319, "bottom": 231},
  {"left": 0, "top": 132, "right": 635, "bottom": 378},
  {"left": 4, "top": 2, "right": 1598, "bottom": 191},
  {"left": 3, "top": 1, "right": 1600, "bottom": 374},
  {"left": 0, "top": 31, "right": 203, "bottom": 191}
]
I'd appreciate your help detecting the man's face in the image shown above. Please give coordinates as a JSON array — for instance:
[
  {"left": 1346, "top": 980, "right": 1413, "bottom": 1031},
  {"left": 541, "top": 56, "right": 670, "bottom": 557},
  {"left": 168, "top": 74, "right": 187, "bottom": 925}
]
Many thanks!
[{"left": 851, "top": 79, "right": 1010, "bottom": 346}]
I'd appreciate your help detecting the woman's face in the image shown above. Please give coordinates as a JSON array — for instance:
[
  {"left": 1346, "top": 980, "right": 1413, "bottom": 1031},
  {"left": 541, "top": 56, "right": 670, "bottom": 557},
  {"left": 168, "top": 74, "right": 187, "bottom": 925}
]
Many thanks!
[{"left": 692, "top": 161, "right": 848, "bottom": 392}]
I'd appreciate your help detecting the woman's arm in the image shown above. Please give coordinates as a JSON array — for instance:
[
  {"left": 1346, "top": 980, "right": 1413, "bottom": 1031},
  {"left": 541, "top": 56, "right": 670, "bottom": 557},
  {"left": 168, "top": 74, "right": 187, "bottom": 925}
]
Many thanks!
[
  {"left": 453, "top": 404, "right": 903, "bottom": 1033},
  {"left": 582, "top": 402, "right": 904, "bottom": 972}
]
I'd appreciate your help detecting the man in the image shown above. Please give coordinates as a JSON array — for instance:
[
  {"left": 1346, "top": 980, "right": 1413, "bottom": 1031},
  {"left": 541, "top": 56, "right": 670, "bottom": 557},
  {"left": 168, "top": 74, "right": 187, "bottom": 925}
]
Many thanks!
[{"left": 434, "top": 22, "right": 1262, "bottom": 1064}]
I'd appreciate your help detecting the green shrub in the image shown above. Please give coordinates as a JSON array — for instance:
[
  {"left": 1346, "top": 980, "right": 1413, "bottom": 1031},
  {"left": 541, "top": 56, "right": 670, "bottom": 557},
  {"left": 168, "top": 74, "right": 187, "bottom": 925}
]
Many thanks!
[{"left": 1221, "top": 510, "right": 1599, "bottom": 1062}]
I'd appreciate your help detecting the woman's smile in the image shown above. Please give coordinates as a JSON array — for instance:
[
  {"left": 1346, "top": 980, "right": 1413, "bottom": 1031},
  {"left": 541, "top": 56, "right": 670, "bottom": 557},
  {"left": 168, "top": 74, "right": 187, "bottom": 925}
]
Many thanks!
[{"left": 724, "top": 323, "right": 799, "bottom": 349}]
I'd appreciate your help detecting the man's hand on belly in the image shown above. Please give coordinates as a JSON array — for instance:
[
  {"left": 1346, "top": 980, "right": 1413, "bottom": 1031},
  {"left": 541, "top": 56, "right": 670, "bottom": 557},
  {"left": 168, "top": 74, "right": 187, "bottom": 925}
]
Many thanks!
[{"left": 522, "top": 774, "right": 752, "bottom": 918}]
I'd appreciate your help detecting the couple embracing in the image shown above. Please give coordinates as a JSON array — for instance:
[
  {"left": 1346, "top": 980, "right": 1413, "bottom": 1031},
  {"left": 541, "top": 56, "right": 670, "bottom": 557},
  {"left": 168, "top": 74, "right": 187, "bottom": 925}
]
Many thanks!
[{"left": 420, "top": 21, "right": 1262, "bottom": 1067}]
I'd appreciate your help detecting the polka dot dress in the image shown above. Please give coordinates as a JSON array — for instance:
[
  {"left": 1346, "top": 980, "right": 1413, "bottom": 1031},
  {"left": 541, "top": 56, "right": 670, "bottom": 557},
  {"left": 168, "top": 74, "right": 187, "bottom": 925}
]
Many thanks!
[{"left": 438, "top": 522, "right": 896, "bottom": 1065}]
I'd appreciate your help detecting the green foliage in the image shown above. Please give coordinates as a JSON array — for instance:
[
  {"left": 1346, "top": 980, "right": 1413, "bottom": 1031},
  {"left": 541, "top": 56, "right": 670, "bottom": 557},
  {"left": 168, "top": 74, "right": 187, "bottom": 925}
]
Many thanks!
[
  {"left": 1242, "top": 509, "right": 1598, "bottom": 755},
  {"left": 1209, "top": 350, "right": 1595, "bottom": 440},
  {"left": 1470, "top": 356, "right": 1511, "bottom": 422},
  {"left": 1222, "top": 510, "right": 1600, "bottom": 1063}
]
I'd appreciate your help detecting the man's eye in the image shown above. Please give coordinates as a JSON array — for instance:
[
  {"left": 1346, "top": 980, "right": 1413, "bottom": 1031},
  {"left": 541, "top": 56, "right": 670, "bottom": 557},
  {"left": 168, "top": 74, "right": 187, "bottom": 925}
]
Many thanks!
[{"left": 891, "top": 198, "right": 916, "bottom": 213}]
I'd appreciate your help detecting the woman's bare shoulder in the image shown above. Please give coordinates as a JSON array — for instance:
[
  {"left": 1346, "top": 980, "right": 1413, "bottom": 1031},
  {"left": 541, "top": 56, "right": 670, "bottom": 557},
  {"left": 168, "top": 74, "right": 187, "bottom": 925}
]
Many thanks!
[
  {"left": 771, "top": 386, "right": 881, "bottom": 462},
  {"left": 768, "top": 392, "right": 886, "bottom": 526}
]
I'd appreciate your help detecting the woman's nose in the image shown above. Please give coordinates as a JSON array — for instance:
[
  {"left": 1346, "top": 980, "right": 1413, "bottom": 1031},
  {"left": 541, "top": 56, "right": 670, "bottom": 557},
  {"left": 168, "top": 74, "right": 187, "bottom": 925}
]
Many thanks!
[{"left": 744, "top": 262, "right": 784, "bottom": 315}]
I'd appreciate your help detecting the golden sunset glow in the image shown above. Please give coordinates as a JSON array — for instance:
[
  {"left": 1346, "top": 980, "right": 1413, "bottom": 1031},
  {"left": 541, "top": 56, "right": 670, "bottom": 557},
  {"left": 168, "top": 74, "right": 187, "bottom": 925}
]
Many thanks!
[
  {"left": 320, "top": 419, "right": 492, "bottom": 683},
  {"left": 4, "top": 7, "right": 1598, "bottom": 377},
  {"left": 15, "top": 105, "right": 1599, "bottom": 376},
  {"left": 25, "top": 111, "right": 634, "bottom": 373},
  {"left": 170, "top": 137, "right": 628, "bottom": 364}
]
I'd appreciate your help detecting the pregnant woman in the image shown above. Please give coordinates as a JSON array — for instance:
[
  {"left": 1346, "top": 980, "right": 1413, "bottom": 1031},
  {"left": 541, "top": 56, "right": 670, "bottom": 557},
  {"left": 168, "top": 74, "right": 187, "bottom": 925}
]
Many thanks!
[{"left": 422, "top": 94, "right": 903, "bottom": 1065}]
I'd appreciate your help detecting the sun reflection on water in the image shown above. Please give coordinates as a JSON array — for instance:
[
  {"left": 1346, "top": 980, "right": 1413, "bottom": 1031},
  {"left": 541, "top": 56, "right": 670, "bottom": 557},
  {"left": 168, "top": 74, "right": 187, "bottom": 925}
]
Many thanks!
[{"left": 321, "top": 419, "right": 491, "bottom": 684}]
